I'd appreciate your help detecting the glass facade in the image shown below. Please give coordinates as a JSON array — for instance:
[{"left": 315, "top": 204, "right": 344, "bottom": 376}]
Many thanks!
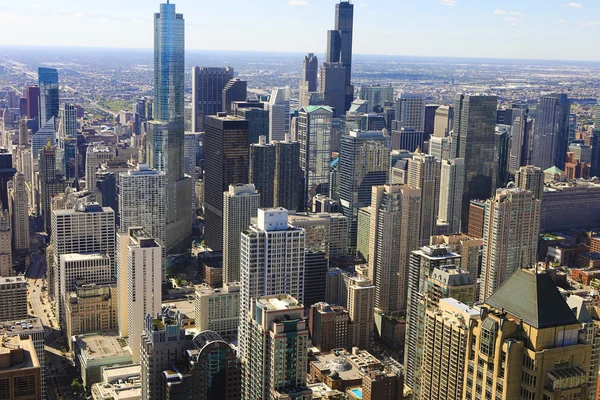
[{"left": 38, "top": 67, "right": 59, "bottom": 128}]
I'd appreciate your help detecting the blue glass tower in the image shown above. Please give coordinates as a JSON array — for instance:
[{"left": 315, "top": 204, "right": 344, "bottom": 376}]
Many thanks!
[{"left": 38, "top": 67, "right": 59, "bottom": 128}]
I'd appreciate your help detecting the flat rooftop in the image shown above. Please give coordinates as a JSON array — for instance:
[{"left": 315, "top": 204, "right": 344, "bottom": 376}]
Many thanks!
[
  {"left": 62, "top": 253, "right": 110, "bottom": 262},
  {"left": 103, "top": 364, "right": 141, "bottom": 384},
  {"left": 0, "top": 336, "right": 38, "bottom": 370},
  {"left": 0, "top": 318, "right": 43, "bottom": 335},
  {"left": 258, "top": 296, "right": 299, "bottom": 311},
  {"left": 75, "top": 334, "right": 130, "bottom": 361}
]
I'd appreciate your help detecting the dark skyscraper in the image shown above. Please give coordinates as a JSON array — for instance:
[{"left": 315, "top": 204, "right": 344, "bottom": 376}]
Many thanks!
[
  {"left": 203, "top": 114, "right": 249, "bottom": 251},
  {"left": 424, "top": 104, "right": 439, "bottom": 139},
  {"left": 0, "top": 149, "right": 16, "bottom": 211},
  {"left": 38, "top": 67, "right": 59, "bottom": 128},
  {"left": 235, "top": 107, "right": 269, "bottom": 145},
  {"left": 249, "top": 137, "right": 276, "bottom": 208},
  {"left": 148, "top": 1, "right": 191, "bottom": 253},
  {"left": 320, "top": 62, "right": 347, "bottom": 118},
  {"left": 324, "top": 1, "right": 354, "bottom": 115},
  {"left": 274, "top": 139, "right": 303, "bottom": 212},
  {"left": 299, "top": 53, "right": 319, "bottom": 109},
  {"left": 531, "top": 93, "right": 570, "bottom": 171},
  {"left": 191, "top": 66, "right": 234, "bottom": 132},
  {"left": 222, "top": 78, "right": 247, "bottom": 113},
  {"left": 454, "top": 94, "right": 498, "bottom": 228},
  {"left": 26, "top": 85, "right": 40, "bottom": 120}
]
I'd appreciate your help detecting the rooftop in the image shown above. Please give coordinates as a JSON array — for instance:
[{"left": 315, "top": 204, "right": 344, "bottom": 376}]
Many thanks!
[
  {"left": 0, "top": 318, "right": 44, "bottom": 335},
  {"left": 257, "top": 295, "right": 300, "bottom": 311},
  {"left": 75, "top": 333, "right": 131, "bottom": 361},
  {"left": 62, "top": 253, "right": 110, "bottom": 262}
]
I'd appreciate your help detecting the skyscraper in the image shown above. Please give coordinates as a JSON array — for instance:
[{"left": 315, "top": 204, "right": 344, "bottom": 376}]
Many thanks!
[
  {"left": 531, "top": 93, "right": 569, "bottom": 171},
  {"left": 241, "top": 295, "right": 310, "bottom": 400},
  {"left": 38, "top": 67, "right": 59, "bottom": 128},
  {"left": 0, "top": 150, "right": 16, "bottom": 212},
  {"left": 396, "top": 93, "right": 426, "bottom": 132},
  {"left": 359, "top": 84, "right": 394, "bottom": 113},
  {"left": 249, "top": 137, "right": 275, "bottom": 208},
  {"left": 117, "top": 228, "right": 162, "bottom": 363},
  {"left": 454, "top": 94, "right": 498, "bottom": 228},
  {"left": 59, "top": 103, "right": 77, "bottom": 138},
  {"left": 433, "top": 105, "right": 453, "bottom": 138},
  {"left": 368, "top": 185, "right": 421, "bottom": 314},
  {"left": 238, "top": 208, "right": 305, "bottom": 359},
  {"left": 299, "top": 53, "right": 318, "bottom": 109},
  {"left": 39, "top": 142, "right": 65, "bottom": 233},
  {"left": 235, "top": 106, "right": 269, "bottom": 145},
  {"left": 10, "top": 173, "right": 29, "bottom": 256},
  {"left": 320, "top": 62, "right": 347, "bottom": 118},
  {"left": 26, "top": 85, "right": 40, "bottom": 121},
  {"left": 480, "top": 188, "right": 540, "bottom": 301},
  {"left": 299, "top": 106, "right": 333, "bottom": 210},
  {"left": 223, "top": 184, "right": 259, "bottom": 284},
  {"left": 437, "top": 158, "right": 465, "bottom": 233},
  {"left": 222, "top": 78, "right": 247, "bottom": 113},
  {"left": 508, "top": 110, "right": 533, "bottom": 173},
  {"left": 339, "top": 130, "right": 391, "bottom": 248},
  {"left": 148, "top": 1, "right": 191, "bottom": 254},
  {"left": 0, "top": 211, "right": 10, "bottom": 277},
  {"left": 407, "top": 152, "right": 441, "bottom": 246},
  {"left": 326, "top": 1, "right": 354, "bottom": 113},
  {"left": 203, "top": 114, "right": 249, "bottom": 251},
  {"left": 515, "top": 165, "right": 544, "bottom": 200},
  {"left": 191, "top": 66, "right": 234, "bottom": 132},
  {"left": 85, "top": 144, "right": 115, "bottom": 192},
  {"left": 274, "top": 138, "right": 302, "bottom": 212},
  {"left": 268, "top": 87, "right": 290, "bottom": 142}
]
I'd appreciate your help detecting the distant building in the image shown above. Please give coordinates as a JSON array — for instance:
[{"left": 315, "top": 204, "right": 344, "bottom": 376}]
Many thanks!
[
  {"left": 249, "top": 138, "right": 275, "bottom": 208},
  {"left": 359, "top": 84, "right": 394, "bottom": 113},
  {"left": 274, "top": 138, "right": 302, "bottom": 212},
  {"left": 222, "top": 78, "right": 247, "bottom": 113},
  {"left": 299, "top": 53, "right": 319, "bottom": 109},
  {"left": 531, "top": 93, "right": 569, "bottom": 170},
  {"left": 268, "top": 87, "right": 290, "bottom": 142},
  {"left": 38, "top": 67, "right": 59, "bottom": 127},
  {"left": 10, "top": 173, "right": 29, "bottom": 256},
  {"left": 191, "top": 66, "right": 234, "bottom": 132}
]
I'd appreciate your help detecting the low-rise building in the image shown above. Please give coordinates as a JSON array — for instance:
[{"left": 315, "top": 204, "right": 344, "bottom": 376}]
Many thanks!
[
  {"left": 194, "top": 283, "right": 240, "bottom": 339},
  {"left": 65, "top": 282, "right": 118, "bottom": 341},
  {"left": 73, "top": 333, "right": 133, "bottom": 387}
]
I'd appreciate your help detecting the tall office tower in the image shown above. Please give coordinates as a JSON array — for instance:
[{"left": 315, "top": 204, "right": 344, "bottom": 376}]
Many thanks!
[
  {"left": 31, "top": 117, "right": 55, "bottom": 163},
  {"left": 531, "top": 93, "right": 569, "bottom": 170},
  {"left": 26, "top": 85, "right": 40, "bottom": 120},
  {"left": 433, "top": 105, "right": 453, "bottom": 138},
  {"left": 424, "top": 104, "right": 439, "bottom": 138},
  {"left": 299, "top": 53, "right": 319, "bottom": 109},
  {"left": 85, "top": 144, "right": 115, "bottom": 191},
  {"left": 480, "top": 188, "right": 540, "bottom": 301},
  {"left": 391, "top": 127, "right": 424, "bottom": 152},
  {"left": 165, "top": 331, "right": 241, "bottom": 399},
  {"left": 235, "top": 106, "right": 269, "bottom": 145},
  {"left": 148, "top": 1, "right": 191, "bottom": 254},
  {"left": 191, "top": 66, "right": 234, "bottom": 132},
  {"left": 118, "top": 164, "right": 167, "bottom": 261},
  {"left": 238, "top": 208, "right": 305, "bottom": 358},
  {"left": 347, "top": 275, "right": 375, "bottom": 349},
  {"left": 0, "top": 212, "right": 10, "bottom": 277},
  {"left": 140, "top": 313, "right": 191, "bottom": 400},
  {"left": 419, "top": 298, "right": 478, "bottom": 400},
  {"left": 10, "top": 173, "right": 29, "bottom": 256},
  {"left": 407, "top": 152, "right": 441, "bottom": 246},
  {"left": 38, "top": 67, "right": 59, "bottom": 128},
  {"left": 274, "top": 138, "right": 302, "bottom": 211},
  {"left": 299, "top": 106, "right": 333, "bottom": 209},
  {"left": 287, "top": 212, "right": 349, "bottom": 258},
  {"left": 437, "top": 158, "right": 465, "bottom": 233},
  {"left": 116, "top": 228, "right": 162, "bottom": 363},
  {"left": 0, "top": 276, "right": 27, "bottom": 319},
  {"left": 241, "top": 295, "right": 311, "bottom": 400},
  {"left": 249, "top": 137, "right": 275, "bottom": 208},
  {"left": 184, "top": 132, "right": 201, "bottom": 218},
  {"left": 59, "top": 103, "right": 77, "bottom": 138},
  {"left": 454, "top": 94, "right": 498, "bottom": 228},
  {"left": 339, "top": 130, "right": 391, "bottom": 248},
  {"left": 359, "top": 84, "right": 394, "bottom": 113},
  {"left": 308, "top": 302, "right": 350, "bottom": 352},
  {"left": 495, "top": 125, "right": 510, "bottom": 188},
  {"left": 396, "top": 93, "right": 426, "bottom": 132},
  {"left": 223, "top": 184, "right": 259, "bottom": 283},
  {"left": 508, "top": 111, "right": 533, "bottom": 173},
  {"left": 320, "top": 62, "right": 347, "bottom": 118},
  {"left": 515, "top": 165, "right": 544, "bottom": 200},
  {"left": 39, "top": 142, "right": 65, "bottom": 233},
  {"left": 51, "top": 203, "right": 115, "bottom": 317},
  {"left": 0, "top": 150, "right": 15, "bottom": 212},
  {"left": 467, "top": 269, "right": 595, "bottom": 400},
  {"left": 268, "top": 87, "right": 290, "bottom": 142},
  {"left": 18, "top": 119, "right": 29, "bottom": 148},
  {"left": 368, "top": 185, "right": 421, "bottom": 314},
  {"left": 203, "top": 115, "right": 249, "bottom": 250},
  {"left": 428, "top": 136, "right": 451, "bottom": 160},
  {"left": 404, "top": 245, "right": 462, "bottom": 390},
  {"left": 222, "top": 78, "right": 247, "bottom": 113},
  {"left": 326, "top": 0, "right": 354, "bottom": 114}
]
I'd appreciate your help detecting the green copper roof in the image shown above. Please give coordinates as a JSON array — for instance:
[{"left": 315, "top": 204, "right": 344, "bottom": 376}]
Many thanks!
[
  {"left": 544, "top": 166, "right": 564, "bottom": 174},
  {"left": 485, "top": 269, "right": 579, "bottom": 329},
  {"left": 302, "top": 105, "right": 333, "bottom": 113}
]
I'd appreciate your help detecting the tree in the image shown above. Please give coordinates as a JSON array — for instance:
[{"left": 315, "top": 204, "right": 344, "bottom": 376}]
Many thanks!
[{"left": 70, "top": 378, "right": 82, "bottom": 393}]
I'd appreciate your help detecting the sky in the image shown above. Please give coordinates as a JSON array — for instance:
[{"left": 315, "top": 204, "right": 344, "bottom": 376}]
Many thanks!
[{"left": 0, "top": 0, "right": 599, "bottom": 61}]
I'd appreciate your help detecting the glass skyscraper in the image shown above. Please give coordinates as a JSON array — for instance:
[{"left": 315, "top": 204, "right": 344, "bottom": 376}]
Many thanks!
[{"left": 38, "top": 67, "right": 59, "bottom": 128}]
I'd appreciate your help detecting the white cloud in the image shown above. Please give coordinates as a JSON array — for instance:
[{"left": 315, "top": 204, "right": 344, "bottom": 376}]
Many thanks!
[
  {"left": 360, "top": 3, "right": 368, "bottom": 7},
  {"left": 289, "top": 0, "right": 308, "bottom": 6},
  {"left": 579, "top": 20, "right": 600, "bottom": 26},
  {"left": 440, "top": 0, "right": 456, "bottom": 6},
  {"left": 567, "top": 2, "right": 583, "bottom": 8},
  {"left": 510, "top": 11, "right": 523, "bottom": 16},
  {"left": 493, "top": 8, "right": 506, "bottom": 15}
]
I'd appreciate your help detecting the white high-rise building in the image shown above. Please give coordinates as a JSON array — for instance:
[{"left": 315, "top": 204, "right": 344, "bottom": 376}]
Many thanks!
[
  {"left": 268, "top": 87, "right": 290, "bottom": 142},
  {"left": 407, "top": 152, "right": 441, "bottom": 246},
  {"left": 396, "top": 93, "right": 426, "bottom": 132},
  {"left": 85, "top": 144, "right": 115, "bottom": 191},
  {"left": 480, "top": 188, "right": 541, "bottom": 301},
  {"left": 438, "top": 158, "right": 465, "bottom": 233},
  {"left": 223, "top": 184, "right": 260, "bottom": 284},
  {"left": 118, "top": 164, "right": 167, "bottom": 256},
  {"left": 0, "top": 211, "right": 11, "bottom": 277},
  {"left": 59, "top": 103, "right": 77, "bottom": 138},
  {"left": 10, "top": 173, "right": 30, "bottom": 256},
  {"left": 117, "top": 228, "right": 162, "bottom": 363},
  {"left": 51, "top": 203, "right": 115, "bottom": 317},
  {"left": 238, "top": 208, "right": 305, "bottom": 358}
]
